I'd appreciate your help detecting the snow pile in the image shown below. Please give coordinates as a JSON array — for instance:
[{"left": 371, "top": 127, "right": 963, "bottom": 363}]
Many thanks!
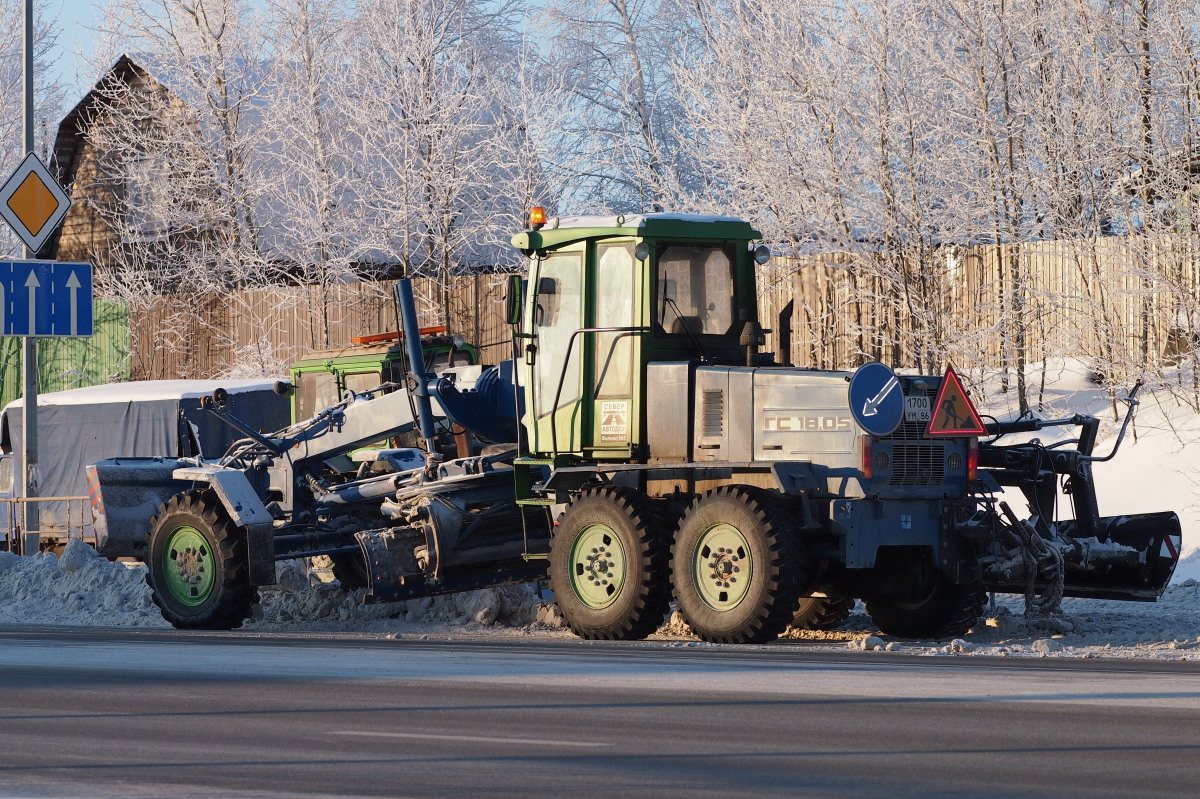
[
  {"left": 245, "top": 561, "right": 547, "bottom": 633},
  {"left": 0, "top": 541, "right": 167, "bottom": 628},
  {"left": 773, "top": 584, "right": 1200, "bottom": 660},
  {"left": 0, "top": 544, "right": 552, "bottom": 635}
]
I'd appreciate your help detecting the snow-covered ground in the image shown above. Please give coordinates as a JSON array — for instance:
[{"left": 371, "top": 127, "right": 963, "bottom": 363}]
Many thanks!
[{"left": 0, "top": 359, "right": 1197, "bottom": 660}]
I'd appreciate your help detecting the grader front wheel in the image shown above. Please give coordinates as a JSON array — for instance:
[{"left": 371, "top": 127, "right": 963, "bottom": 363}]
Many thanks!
[
  {"left": 146, "top": 490, "right": 255, "bottom": 630},
  {"left": 549, "top": 486, "right": 671, "bottom": 640}
]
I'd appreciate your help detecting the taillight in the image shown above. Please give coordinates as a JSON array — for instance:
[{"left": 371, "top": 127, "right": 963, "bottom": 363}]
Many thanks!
[
  {"left": 861, "top": 435, "right": 873, "bottom": 480},
  {"left": 967, "top": 438, "right": 978, "bottom": 481}
]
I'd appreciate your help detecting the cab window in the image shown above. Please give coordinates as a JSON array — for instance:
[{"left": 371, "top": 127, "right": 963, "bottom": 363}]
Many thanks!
[
  {"left": 344, "top": 371, "right": 383, "bottom": 397},
  {"left": 296, "top": 371, "right": 339, "bottom": 420},
  {"left": 595, "top": 242, "right": 635, "bottom": 397}
]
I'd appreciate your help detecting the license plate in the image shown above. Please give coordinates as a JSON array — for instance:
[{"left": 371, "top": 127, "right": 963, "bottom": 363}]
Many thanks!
[{"left": 904, "top": 395, "right": 931, "bottom": 422}]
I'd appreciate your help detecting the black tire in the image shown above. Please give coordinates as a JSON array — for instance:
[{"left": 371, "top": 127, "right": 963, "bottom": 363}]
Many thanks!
[
  {"left": 791, "top": 595, "right": 855, "bottom": 631},
  {"left": 549, "top": 486, "right": 671, "bottom": 640},
  {"left": 865, "top": 566, "right": 986, "bottom": 639},
  {"left": 671, "top": 486, "right": 808, "bottom": 644},
  {"left": 146, "top": 490, "right": 254, "bottom": 630},
  {"left": 330, "top": 552, "right": 369, "bottom": 590}
]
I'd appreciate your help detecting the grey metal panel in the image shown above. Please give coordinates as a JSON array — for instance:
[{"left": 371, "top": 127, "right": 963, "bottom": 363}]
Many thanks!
[
  {"left": 751, "top": 368, "right": 862, "bottom": 496},
  {"left": 831, "top": 498, "right": 944, "bottom": 569},
  {"left": 288, "top": 388, "right": 419, "bottom": 465},
  {"left": 172, "top": 466, "right": 274, "bottom": 529},
  {"left": 646, "top": 362, "right": 691, "bottom": 462},
  {"left": 87, "top": 456, "right": 191, "bottom": 558},
  {"left": 726, "top": 368, "right": 755, "bottom": 462}
]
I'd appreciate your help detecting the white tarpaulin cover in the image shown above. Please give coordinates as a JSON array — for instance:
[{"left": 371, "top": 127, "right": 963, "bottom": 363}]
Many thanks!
[{"left": 0, "top": 380, "right": 289, "bottom": 532}]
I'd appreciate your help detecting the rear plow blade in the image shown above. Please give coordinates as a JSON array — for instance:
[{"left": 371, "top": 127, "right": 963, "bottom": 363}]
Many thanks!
[{"left": 1056, "top": 511, "right": 1182, "bottom": 601}]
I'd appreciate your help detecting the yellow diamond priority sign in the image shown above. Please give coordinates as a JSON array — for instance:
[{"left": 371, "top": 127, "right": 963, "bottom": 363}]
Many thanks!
[{"left": 0, "top": 154, "right": 72, "bottom": 253}]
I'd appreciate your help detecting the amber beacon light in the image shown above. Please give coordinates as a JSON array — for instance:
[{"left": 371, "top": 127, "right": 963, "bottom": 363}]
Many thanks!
[{"left": 529, "top": 206, "right": 547, "bottom": 229}]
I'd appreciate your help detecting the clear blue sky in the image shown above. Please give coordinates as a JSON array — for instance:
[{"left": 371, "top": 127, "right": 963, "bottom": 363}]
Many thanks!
[{"left": 48, "top": 0, "right": 101, "bottom": 102}]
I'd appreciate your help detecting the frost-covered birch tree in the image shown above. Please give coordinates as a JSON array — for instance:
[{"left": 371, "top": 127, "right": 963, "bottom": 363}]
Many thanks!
[
  {"left": 86, "top": 0, "right": 271, "bottom": 296},
  {"left": 540, "top": 0, "right": 699, "bottom": 211},
  {"left": 345, "top": 0, "right": 525, "bottom": 325},
  {"left": 255, "top": 0, "right": 362, "bottom": 350}
]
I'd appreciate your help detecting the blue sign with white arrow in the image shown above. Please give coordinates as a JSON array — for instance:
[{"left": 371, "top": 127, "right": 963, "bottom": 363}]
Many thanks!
[
  {"left": 0, "top": 260, "right": 93, "bottom": 337},
  {"left": 848, "top": 361, "right": 904, "bottom": 436}
]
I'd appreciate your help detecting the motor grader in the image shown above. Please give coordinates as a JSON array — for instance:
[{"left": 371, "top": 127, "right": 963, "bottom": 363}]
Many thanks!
[{"left": 86, "top": 211, "right": 1181, "bottom": 642}]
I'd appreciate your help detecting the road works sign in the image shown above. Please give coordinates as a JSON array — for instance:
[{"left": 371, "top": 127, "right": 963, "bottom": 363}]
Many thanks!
[
  {"left": 926, "top": 365, "right": 987, "bottom": 437},
  {"left": 0, "top": 261, "right": 93, "bottom": 337},
  {"left": 0, "top": 154, "right": 72, "bottom": 253}
]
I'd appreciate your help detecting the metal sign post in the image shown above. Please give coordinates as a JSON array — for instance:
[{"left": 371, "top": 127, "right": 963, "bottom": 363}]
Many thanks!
[
  {"left": 6, "top": 5, "right": 89, "bottom": 555},
  {"left": 21, "top": 0, "right": 37, "bottom": 553}
]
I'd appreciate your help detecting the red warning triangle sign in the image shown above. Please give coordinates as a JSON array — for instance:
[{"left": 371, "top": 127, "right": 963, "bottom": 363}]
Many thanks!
[{"left": 926, "top": 365, "right": 986, "bottom": 437}]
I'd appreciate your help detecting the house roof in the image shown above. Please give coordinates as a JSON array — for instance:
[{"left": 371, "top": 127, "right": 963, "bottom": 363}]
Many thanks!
[{"left": 41, "top": 55, "right": 145, "bottom": 258}]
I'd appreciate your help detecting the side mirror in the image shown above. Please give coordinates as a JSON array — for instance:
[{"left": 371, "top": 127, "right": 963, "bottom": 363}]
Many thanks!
[
  {"left": 753, "top": 245, "right": 771, "bottom": 266},
  {"left": 505, "top": 274, "right": 524, "bottom": 325}
]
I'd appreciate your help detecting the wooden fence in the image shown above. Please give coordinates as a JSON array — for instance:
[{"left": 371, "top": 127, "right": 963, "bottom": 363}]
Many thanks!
[
  {"left": 125, "top": 274, "right": 515, "bottom": 380},
  {"left": 767, "top": 235, "right": 1200, "bottom": 377},
  {"left": 117, "top": 234, "right": 1200, "bottom": 383}
]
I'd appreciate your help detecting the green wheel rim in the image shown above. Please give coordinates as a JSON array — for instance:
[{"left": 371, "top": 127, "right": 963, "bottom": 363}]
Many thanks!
[
  {"left": 693, "top": 523, "right": 753, "bottom": 610},
  {"left": 162, "top": 526, "right": 216, "bottom": 606},
  {"left": 568, "top": 523, "right": 627, "bottom": 609}
]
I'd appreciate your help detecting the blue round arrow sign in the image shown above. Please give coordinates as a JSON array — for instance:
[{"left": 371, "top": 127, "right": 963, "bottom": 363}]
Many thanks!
[{"left": 848, "top": 362, "right": 904, "bottom": 436}]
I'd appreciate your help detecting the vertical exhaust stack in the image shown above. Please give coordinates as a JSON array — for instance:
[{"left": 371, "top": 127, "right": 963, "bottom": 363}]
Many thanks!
[{"left": 396, "top": 280, "right": 441, "bottom": 467}]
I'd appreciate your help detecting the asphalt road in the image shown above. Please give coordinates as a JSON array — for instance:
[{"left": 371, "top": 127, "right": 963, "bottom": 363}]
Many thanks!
[{"left": 0, "top": 627, "right": 1198, "bottom": 798}]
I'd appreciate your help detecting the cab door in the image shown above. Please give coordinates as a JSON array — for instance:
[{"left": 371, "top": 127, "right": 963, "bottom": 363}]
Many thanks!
[
  {"left": 526, "top": 247, "right": 585, "bottom": 455},
  {"left": 589, "top": 242, "right": 640, "bottom": 456}
]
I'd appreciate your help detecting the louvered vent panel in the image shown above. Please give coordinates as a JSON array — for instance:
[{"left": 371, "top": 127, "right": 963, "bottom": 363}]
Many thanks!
[{"left": 702, "top": 389, "right": 725, "bottom": 438}]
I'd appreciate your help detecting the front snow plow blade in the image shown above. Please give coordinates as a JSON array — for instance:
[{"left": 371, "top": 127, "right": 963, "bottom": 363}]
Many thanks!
[
  {"left": 983, "top": 510, "right": 1182, "bottom": 602},
  {"left": 86, "top": 457, "right": 192, "bottom": 559},
  {"left": 979, "top": 381, "right": 1181, "bottom": 605},
  {"left": 1054, "top": 511, "right": 1182, "bottom": 601}
]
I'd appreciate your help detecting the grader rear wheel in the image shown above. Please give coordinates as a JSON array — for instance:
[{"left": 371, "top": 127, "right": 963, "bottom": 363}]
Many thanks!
[
  {"left": 146, "top": 490, "right": 255, "bottom": 630},
  {"left": 865, "top": 552, "right": 985, "bottom": 639},
  {"left": 671, "top": 486, "right": 808, "bottom": 644},
  {"left": 549, "top": 486, "right": 671, "bottom": 640},
  {"left": 791, "top": 596, "right": 856, "bottom": 631}
]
